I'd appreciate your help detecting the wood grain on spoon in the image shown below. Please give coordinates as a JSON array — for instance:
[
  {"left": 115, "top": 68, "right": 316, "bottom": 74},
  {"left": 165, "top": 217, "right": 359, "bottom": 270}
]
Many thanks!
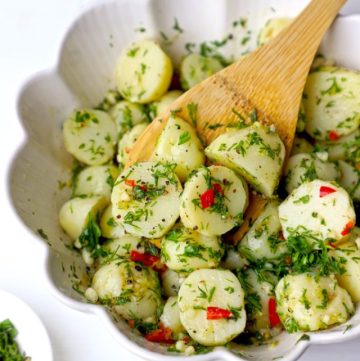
[{"left": 127, "top": 0, "right": 346, "bottom": 244}]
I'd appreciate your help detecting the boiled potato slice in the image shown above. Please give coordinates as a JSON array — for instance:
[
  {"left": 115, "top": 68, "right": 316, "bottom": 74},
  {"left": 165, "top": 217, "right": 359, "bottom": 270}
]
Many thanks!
[
  {"left": 240, "top": 270, "right": 275, "bottom": 333},
  {"left": 96, "top": 89, "right": 121, "bottom": 112},
  {"left": 279, "top": 180, "right": 356, "bottom": 242},
  {"left": 337, "top": 160, "right": 360, "bottom": 201},
  {"left": 73, "top": 165, "right": 120, "bottom": 201},
  {"left": 276, "top": 273, "right": 354, "bottom": 332},
  {"left": 330, "top": 242, "right": 360, "bottom": 302},
  {"left": 115, "top": 40, "right": 173, "bottom": 103},
  {"left": 290, "top": 136, "right": 314, "bottom": 156},
  {"left": 160, "top": 296, "right": 185, "bottom": 334},
  {"left": 59, "top": 196, "right": 108, "bottom": 241},
  {"left": 318, "top": 129, "right": 359, "bottom": 164},
  {"left": 63, "top": 109, "right": 117, "bottom": 165},
  {"left": 151, "top": 90, "right": 183, "bottom": 118},
  {"left": 99, "top": 204, "right": 125, "bottom": 239},
  {"left": 101, "top": 235, "right": 144, "bottom": 260},
  {"left": 109, "top": 100, "right": 148, "bottom": 136},
  {"left": 180, "top": 53, "right": 224, "bottom": 90},
  {"left": 304, "top": 67, "right": 360, "bottom": 140},
  {"left": 117, "top": 123, "right": 147, "bottom": 169},
  {"left": 91, "top": 260, "right": 162, "bottom": 320},
  {"left": 152, "top": 116, "right": 205, "bottom": 182},
  {"left": 239, "top": 200, "right": 287, "bottom": 261},
  {"left": 257, "top": 17, "right": 292, "bottom": 46},
  {"left": 205, "top": 123, "right": 285, "bottom": 197},
  {"left": 221, "top": 247, "right": 248, "bottom": 270},
  {"left": 285, "top": 153, "right": 339, "bottom": 193},
  {"left": 161, "top": 224, "right": 223, "bottom": 273},
  {"left": 178, "top": 269, "right": 246, "bottom": 346},
  {"left": 161, "top": 269, "right": 182, "bottom": 297},
  {"left": 111, "top": 162, "right": 182, "bottom": 238},
  {"left": 180, "top": 165, "right": 248, "bottom": 236}
]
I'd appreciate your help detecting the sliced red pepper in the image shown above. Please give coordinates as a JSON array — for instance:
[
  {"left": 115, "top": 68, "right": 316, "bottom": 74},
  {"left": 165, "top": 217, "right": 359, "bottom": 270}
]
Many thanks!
[
  {"left": 138, "top": 184, "right": 147, "bottom": 192},
  {"left": 152, "top": 262, "right": 168, "bottom": 273},
  {"left": 206, "top": 306, "right": 233, "bottom": 320},
  {"left": 319, "top": 185, "right": 336, "bottom": 198},
  {"left": 127, "top": 319, "right": 135, "bottom": 329},
  {"left": 329, "top": 131, "right": 340, "bottom": 141},
  {"left": 130, "top": 250, "right": 167, "bottom": 273},
  {"left": 145, "top": 327, "right": 174, "bottom": 344},
  {"left": 125, "top": 179, "right": 136, "bottom": 187},
  {"left": 200, "top": 188, "right": 215, "bottom": 209},
  {"left": 130, "top": 250, "right": 159, "bottom": 267},
  {"left": 327, "top": 242, "right": 337, "bottom": 249},
  {"left": 268, "top": 298, "right": 281, "bottom": 328},
  {"left": 213, "top": 183, "right": 223, "bottom": 195},
  {"left": 341, "top": 220, "right": 355, "bottom": 236}
]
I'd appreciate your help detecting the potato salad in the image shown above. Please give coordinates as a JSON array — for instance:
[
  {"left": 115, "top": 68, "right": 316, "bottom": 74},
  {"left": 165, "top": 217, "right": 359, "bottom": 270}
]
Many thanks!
[{"left": 59, "top": 17, "right": 359, "bottom": 355}]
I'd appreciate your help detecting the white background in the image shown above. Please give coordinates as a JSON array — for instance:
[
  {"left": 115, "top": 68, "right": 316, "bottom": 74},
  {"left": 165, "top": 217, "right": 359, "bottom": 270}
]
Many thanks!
[{"left": 0, "top": 0, "right": 359, "bottom": 360}]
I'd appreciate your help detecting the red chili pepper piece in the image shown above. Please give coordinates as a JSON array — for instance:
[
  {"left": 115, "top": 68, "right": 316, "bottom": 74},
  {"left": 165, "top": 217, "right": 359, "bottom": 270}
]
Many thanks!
[
  {"left": 200, "top": 188, "right": 215, "bottom": 209},
  {"left": 268, "top": 298, "right": 281, "bottom": 328},
  {"left": 213, "top": 183, "right": 223, "bottom": 195},
  {"left": 152, "top": 262, "right": 168, "bottom": 273},
  {"left": 341, "top": 220, "right": 355, "bottom": 236},
  {"left": 327, "top": 242, "right": 337, "bottom": 249},
  {"left": 206, "top": 306, "right": 233, "bottom": 320},
  {"left": 127, "top": 319, "right": 135, "bottom": 329},
  {"left": 145, "top": 327, "right": 174, "bottom": 344},
  {"left": 125, "top": 179, "right": 135, "bottom": 187},
  {"left": 130, "top": 250, "right": 159, "bottom": 267},
  {"left": 329, "top": 131, "right": 340, "bottom": 141},
  {"left": 319, "top": 186, "right": 336, "bottom": 198},
  {"left": 137, "top": 184, "right": 147, "bottom": 192}
]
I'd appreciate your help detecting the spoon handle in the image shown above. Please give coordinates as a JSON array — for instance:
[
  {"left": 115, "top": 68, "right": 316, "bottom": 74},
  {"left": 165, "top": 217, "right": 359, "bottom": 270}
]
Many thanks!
[{"left": 224, "top": 0, "right": 347, "bottom": 152}]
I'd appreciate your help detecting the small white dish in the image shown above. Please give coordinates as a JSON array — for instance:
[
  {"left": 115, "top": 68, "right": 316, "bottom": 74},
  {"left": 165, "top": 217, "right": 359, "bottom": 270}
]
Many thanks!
[{"left": 0, "top": 290, "right": 53, "bottom": 361}]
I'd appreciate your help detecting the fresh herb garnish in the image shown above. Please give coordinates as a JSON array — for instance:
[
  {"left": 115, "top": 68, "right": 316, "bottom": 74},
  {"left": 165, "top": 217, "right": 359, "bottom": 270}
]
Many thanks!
[
  {"left": 178, "top": 131, "right": 191, "bottom": 145},
  {"left": 0, "top": 319, "right": 27, "bottom": 361}
]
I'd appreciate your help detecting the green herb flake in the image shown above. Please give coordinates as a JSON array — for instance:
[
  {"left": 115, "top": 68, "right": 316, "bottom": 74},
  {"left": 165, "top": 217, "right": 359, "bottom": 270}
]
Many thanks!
[
  {"left": 187, "top": 102, "right": 198, "bottom": 126},
  {"left": 178, "top": 131, "right": 191, "bottom": 145},
  {"left": 127, "top": 47, "right": 140, "bottom": 57},
  {"left": 321, "top": 77, "right": 343, "bottom": 96},
  {"left": 296, "top": 334, "right": 310, "bottom": 344},
  {"left": 294, "top": 195, "right": 310, "bottom": 204},
  {"left": 37, "top": 228, "right": 48, "bottom": 240},
  {"left": 172, "top": 18, "right": 184, "bottom": 33}
]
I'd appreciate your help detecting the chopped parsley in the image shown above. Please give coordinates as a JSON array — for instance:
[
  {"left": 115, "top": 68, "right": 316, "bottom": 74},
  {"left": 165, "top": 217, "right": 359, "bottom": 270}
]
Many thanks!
[
  {"left": 78, "top": 214, "right": 106, "bottom": 258},
  {"left": 0, "top": 319, "right": 27, "bottom": 361},
  {"left": 178, "top": 131, "right": 191, "bottom": 145},
  {"left": 187, "top": 102, "right": 198, "bottom": 126},
  {"left": 172, "top": 18, "right": 184, "bottom": 33}
]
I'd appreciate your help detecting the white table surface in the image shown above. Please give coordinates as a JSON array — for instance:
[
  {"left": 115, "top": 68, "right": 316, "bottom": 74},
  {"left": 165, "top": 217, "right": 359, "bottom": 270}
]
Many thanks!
[{"left": 0, "top": 0, "right": 359, "bottom": 360}]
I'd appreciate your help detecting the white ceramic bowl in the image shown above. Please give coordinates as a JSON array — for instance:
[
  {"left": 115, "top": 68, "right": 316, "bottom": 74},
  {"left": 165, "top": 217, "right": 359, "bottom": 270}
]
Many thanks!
[{"left": 8, "top": 1, "right": 360, "bottom": 360}]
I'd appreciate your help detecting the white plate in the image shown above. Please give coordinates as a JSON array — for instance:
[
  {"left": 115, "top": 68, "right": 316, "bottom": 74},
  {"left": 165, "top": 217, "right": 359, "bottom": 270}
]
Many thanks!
[
  {"left": 0, "top": 290, "right": 53, "bottom": 361},
  {"left": 8, "top": 0, "right": 360, "bottom": 360}
]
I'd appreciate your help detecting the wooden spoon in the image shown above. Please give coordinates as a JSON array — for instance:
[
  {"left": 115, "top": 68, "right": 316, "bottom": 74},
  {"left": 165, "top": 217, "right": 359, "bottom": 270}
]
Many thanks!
[{"left": 127, "top": 0, "right": 346, "bottom": 244}]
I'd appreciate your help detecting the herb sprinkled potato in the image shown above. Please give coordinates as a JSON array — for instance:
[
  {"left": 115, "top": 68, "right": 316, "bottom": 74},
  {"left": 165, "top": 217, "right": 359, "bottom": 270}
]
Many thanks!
[{"left": 115, "top": 40, "right": 173, "bottom": 103}]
